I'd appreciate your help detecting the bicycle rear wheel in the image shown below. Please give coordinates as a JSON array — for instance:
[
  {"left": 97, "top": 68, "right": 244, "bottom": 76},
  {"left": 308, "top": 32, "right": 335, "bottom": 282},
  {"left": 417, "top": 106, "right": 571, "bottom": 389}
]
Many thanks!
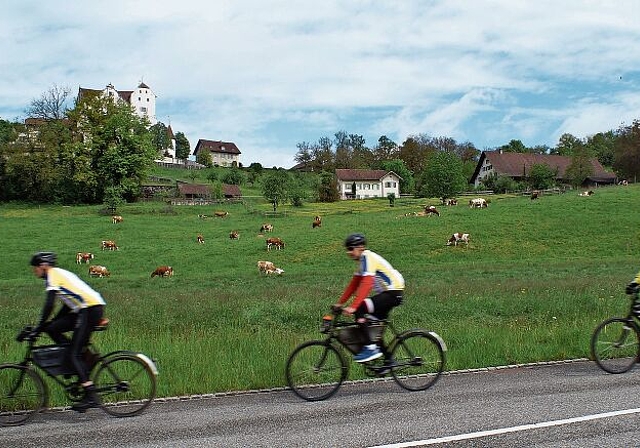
[
  {"left": 591, "top": 317, "right": 640, "bottom": 374},
  {"left": 391, "top": 330, "right": 445, "bottom": 391},
  {"left": 0, "top": 364, "right": 46, "bottom": 426},
  {"left": 285, "top": 341, "right": 347, "bottom": 401},
  {"left": 93, "top": 354, "right": 157, "bottom": 417}
]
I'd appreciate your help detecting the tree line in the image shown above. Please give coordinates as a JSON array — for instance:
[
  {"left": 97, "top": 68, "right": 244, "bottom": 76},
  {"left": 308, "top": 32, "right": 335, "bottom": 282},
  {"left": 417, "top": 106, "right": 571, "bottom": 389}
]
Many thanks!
[
  {"left": 0, "top": 85, "right": 190, "bottom": 206},
  {"left": 293, "top": 121, "right": 640, "bottom": 197}
]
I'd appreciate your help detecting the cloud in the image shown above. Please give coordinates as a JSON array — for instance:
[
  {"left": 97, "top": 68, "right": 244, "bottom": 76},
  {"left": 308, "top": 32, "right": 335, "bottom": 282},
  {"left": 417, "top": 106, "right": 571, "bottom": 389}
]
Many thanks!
[{"left": 2, "top": 0, "right": 640, "bottom": 166}]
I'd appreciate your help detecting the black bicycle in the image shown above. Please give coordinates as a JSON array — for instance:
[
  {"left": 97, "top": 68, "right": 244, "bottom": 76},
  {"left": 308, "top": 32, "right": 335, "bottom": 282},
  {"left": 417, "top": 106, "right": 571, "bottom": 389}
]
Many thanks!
[
  {"left": 0, "top": 320, "right": 158, "bottom": 426},
  {"left": 591, "top": 291, "right": 640, "bottom": 373},
  {"left": 285, "top": 309, "right": 446, "bottom": 401}
]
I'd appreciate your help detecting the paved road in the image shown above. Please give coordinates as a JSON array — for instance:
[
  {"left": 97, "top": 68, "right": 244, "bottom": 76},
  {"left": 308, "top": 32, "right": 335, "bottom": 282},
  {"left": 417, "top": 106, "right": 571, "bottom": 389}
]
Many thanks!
[{"left": 3, "top": 360, "right": 640, "bottom": 447}]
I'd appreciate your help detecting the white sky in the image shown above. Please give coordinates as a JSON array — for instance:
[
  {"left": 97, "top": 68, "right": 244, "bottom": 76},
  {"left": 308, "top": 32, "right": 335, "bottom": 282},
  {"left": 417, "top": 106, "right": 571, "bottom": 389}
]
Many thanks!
[{"left": 1, "top": 0, "right": 639, "bottom": 168}]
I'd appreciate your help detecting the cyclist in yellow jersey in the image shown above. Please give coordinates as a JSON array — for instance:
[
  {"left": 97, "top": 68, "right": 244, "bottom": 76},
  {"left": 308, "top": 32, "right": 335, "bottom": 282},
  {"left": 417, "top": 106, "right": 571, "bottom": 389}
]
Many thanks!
[
  {"left": 334, "top": 234, "right": 404, "bottom": 363},
  {"left": 30, "top": 251, "right": 106, "bottom": 412}
]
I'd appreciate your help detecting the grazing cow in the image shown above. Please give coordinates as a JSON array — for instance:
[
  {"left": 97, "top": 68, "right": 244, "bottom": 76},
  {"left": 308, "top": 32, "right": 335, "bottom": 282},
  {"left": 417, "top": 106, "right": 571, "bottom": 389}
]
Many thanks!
[
  {"left": 214, "top": 211, "right": 229, "bottom": 218},
  {"left": 88, "top": 265, "right": 110, "bottom": 277},
  {"left": 112, "top": 215, "right": 123, "bottom": 224},
  {"left": 197, "top": 234, "right": 205, "bottom": 244},
  {"left": 76, "top": 252, "right": 94, "bottom": 264},
  {"left": 266, "top": 267, "right": 285, "bottom": 275},
  {"left": 531, "top": 191, "right": 540, "bottom": 200},
  {"left": 424, "top": 205, "right": 440, "bottom": 217},
  {"left": 151, "top": 266, "right": 174, "bottom": 278},
  {"left": 260, "top": 223, "right": 274, "bottom": 233},
  {"left": 257, "top": 260, "right": 276, "bottom": 274},
  {"left": 578, "top": 190, "right": 594, "bottom": 197},
  {"left": 229, "top": 230, "right": 240, "bottom": 240},
  {"left": 198, "top": 214, "right": 208, "bottom": 219},
  {"left": 312, "top": 215, "right": 322, "bottom": 228},
  {"left": 469, "top": 198, "right": 488, "bottom": 208},
  {"left": 444, "top": 198, "right": 458, "bottom": 206},
  {"left": 101, "top": 240, "right": 118, "bottom": 251},
  {"left": 266, "top": 237, "right": 285, "bottom": 251},
  {"left": 446, "top": 232, "right": 470, "bottom": 246}
]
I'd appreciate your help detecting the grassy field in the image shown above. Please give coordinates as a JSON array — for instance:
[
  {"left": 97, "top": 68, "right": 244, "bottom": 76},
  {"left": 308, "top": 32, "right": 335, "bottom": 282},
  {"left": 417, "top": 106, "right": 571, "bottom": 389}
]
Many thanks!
[{"left": 1, "top": 185, "right": 639, "bottom": 404}]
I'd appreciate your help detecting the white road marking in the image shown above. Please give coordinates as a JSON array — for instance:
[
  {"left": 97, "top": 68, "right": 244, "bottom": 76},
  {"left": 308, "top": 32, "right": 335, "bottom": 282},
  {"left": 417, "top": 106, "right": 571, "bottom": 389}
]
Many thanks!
[{"left": 368, "top": 407, "right": 640, "bottom": 447}]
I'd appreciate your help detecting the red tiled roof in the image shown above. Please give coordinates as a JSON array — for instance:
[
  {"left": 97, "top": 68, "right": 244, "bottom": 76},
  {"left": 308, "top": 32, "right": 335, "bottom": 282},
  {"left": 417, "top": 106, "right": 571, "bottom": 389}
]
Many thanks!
[
  {"left": 177, "top": 184, "right": 211, "bottom": 196},
  {"left": 335, "top": 169, "right": 402, "bottom": 181},
  {"left": 194, "top": 139, "right": 241, "bottom": 155},
  {"left": 223, "top": 184, "right": 242, "bottom": 198},
  {"left": 479, "top": 151, "right": 616, "bottom": 182}
]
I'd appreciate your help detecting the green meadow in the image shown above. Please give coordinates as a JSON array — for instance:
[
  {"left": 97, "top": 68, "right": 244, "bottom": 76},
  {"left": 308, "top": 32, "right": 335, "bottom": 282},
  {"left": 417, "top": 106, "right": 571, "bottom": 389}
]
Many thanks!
[{"left": 1, "top": 185, "right": 639, "bottom": 404}]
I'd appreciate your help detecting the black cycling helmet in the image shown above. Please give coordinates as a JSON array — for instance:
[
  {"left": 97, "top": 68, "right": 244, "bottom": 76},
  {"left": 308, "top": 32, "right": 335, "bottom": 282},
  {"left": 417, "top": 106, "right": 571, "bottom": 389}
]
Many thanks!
[
  {"left": 30, "top": 251, "right": 57, "bottom": 267},
  {"left": 344, "top": 233, "right": 367, "bottom": 249}
]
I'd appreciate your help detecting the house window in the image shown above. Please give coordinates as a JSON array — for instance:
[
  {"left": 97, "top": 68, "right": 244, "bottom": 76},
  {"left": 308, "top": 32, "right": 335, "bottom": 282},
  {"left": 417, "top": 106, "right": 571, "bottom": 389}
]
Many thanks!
[{"left": 140, "top": 107, "right": 147, "bottom": 113}]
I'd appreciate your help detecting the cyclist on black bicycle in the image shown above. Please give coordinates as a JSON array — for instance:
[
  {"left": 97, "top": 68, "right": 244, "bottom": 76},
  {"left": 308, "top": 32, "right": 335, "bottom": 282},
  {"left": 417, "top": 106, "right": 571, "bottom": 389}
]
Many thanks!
[
  {"left": 333, "top": 233, "right": 404, "bottom": 363},
  {"left": 29, "top": 251, "right": 106, "bottom": 412}
]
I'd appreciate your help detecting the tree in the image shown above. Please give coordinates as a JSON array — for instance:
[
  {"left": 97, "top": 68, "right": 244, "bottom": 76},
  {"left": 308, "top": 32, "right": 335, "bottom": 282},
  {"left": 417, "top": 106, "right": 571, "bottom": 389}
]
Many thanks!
[
  {"left": 586, "top": 131, "right": 616, "bottom": 167},
  {"left": 552, "top": 133, "right": 582, "bottom": 156},
  {"left": 373, "top": 135, "right": 398, "bottom": 162},
  {"left": 613, "top": 119, "right": 640, "bottom": 181},
  {"left": 565, "top": 143, "right": 594, "bottom": 187},
  {"left": 498, "top": 139, "right": 527, "bottom": 153},
  {"left": 221, "top": 167, "right": 246, "bottom": 185},
  {"left": 25, "top": 84, "right": 71, "bottom": 120},
  {"left": 380, "top": 159, "right": 414, "bottom": 194},
  {"left": 175, "top": 132, "right": 190, "bottom": 161},
  {"left": 196, "top": 151, "right": 212, "bottom": 167},
  {"left": 418, "top": 151, "right": 467, "bottom": 202},
  {"left": 65, "top": 94, "right": 157, "bottom": 203},
  {"left": 149, "top": 122, "right": 170, "bottom": 156},
  {"left": 317, "top": 171, "right": 339, "bottom": 202},
  {"left": 527, "top": 163, "right": 557, "bottom": 189},
  {"left": 261, "top": 169, "right": 292, "bottom": 211}
]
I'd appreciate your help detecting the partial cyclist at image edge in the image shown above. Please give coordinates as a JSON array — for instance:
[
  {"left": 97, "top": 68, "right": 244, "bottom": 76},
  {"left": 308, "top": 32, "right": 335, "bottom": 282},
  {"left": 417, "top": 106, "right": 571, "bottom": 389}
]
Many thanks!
[
  {"left": 334, "top": 233, "right": 404, "bottom": 363},
  {"left": 626, "top": 270, "right": 640, "bottom": 311},
  {"left": 29, "top": 251, "right": 106, "bottom": 412}
]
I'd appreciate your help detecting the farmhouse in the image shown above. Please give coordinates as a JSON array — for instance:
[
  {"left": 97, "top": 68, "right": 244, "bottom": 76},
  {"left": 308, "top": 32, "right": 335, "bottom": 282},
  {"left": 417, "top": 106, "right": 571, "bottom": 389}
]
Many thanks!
[
  {"left": 193, "top": 139, "right": 241, "bottom": 167},
  {"left": 470, "top": 150, "right": 617, "bottom": 188},
  {"left": 335, "top": 169, "right": 402, "bottom": 200}
]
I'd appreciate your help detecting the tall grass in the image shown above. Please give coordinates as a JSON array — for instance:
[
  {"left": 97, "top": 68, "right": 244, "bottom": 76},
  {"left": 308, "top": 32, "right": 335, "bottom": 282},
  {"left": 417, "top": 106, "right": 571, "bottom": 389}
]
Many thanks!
[{"left": 1, "top": 185, "right": 639, "bottom": 403}]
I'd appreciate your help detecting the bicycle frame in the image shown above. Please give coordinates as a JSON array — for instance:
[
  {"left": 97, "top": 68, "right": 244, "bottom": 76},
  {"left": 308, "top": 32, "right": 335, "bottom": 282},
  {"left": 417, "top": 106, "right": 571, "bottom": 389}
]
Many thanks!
[{"left": 322, "top": 312, "right": 418, "bottom": 375}]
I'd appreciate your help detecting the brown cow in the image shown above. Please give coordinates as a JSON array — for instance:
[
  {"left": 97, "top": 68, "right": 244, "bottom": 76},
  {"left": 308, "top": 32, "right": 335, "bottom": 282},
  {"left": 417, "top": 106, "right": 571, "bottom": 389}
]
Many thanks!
[
  {"left": 229, "top": 230, "right": 240, "bottom": 240},
  {"left": 151, "top": 266, "right": 174, "bottom": 277},
  {"left": 88, "top": 265, "right": 110, "bottom": 277},
  {"left": 112, "top": 215, "right": 123, "bottom": 224},
  {"left": 266, "top": 237, "right": 285, "bottom": 251},
  {"left": 214, "top": 211, "right": 229, "bottom": 218},
  {"left": 197, "top": 234, "right": 205, "bottom": 244},
  {"left": 101, "top": 240, "right": 118, "bottom": 251},
  {"left": 76, "top": 252, "right": 94, "bottom": 264},
  {"left": 424, "top": 205, "right": 440, "bottom": 217},
  {"left": 257, "top": 260, "right": 276, "bottom": 274},
  {"left": 312, "top": 215, "right": 322, "bottom": 228}
]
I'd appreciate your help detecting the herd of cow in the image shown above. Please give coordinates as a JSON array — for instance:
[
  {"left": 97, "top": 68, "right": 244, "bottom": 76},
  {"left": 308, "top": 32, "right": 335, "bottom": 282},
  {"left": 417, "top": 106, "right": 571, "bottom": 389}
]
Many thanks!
[
  {"left": 400, "top": 197, "right": 491, "bottom": 247},
  {"left": 73, "top": 215, "right": 174, "bottom": 279},
  {"left": 74, "top": 211, "right": 318, "bottom": 280}
]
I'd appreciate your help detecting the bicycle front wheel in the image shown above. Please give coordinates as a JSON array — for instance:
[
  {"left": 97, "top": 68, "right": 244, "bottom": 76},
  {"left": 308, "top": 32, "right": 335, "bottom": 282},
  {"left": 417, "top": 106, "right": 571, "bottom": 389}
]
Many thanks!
[
  {"left": 285, "top": 341, "right": 347, "bottom": 401},
  {"left": 391, "top": 330, "right": 445, "bottom": 391},
  {"left": 93, "top": 354, "right": 157, "bottom": 417},
  {"left": 0, "top": 364, "right": 46, "bottom": 426},
  {"left": 591, "top": 317, "right": 640, "bottom": 374}
]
